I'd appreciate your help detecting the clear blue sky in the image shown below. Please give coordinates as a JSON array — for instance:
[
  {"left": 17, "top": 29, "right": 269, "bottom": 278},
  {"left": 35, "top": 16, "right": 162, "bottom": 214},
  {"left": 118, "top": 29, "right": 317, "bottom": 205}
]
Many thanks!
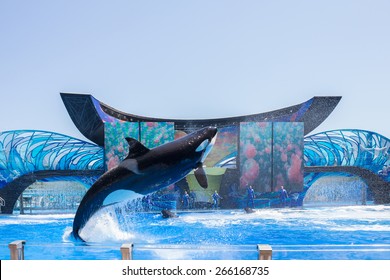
[{"left": 1, "top": 0, "right": 389, "bottom": 141}]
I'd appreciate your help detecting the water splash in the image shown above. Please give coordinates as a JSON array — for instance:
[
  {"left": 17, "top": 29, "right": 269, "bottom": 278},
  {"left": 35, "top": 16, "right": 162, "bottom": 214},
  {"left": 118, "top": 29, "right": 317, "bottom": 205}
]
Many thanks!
[
  {"left": 304, "top": 175, "right": 368, "bottom": 206},
  {"left": 79, "top": 208, "right": 136, "bottom": 243},
  {"left": 72, "top": 202, "right": 390, "bottom": 245}
]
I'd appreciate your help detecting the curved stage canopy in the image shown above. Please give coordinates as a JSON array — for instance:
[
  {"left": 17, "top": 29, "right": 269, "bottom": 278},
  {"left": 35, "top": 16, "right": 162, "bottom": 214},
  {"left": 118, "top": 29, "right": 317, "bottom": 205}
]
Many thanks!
[{"left": 60, "top": 93, "right": 342, "bottom": 146}]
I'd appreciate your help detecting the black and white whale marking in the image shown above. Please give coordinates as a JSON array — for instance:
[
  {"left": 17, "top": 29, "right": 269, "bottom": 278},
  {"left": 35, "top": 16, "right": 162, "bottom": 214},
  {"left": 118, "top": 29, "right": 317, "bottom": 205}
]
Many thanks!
[{"left": 72, "top": 127, "right": 217, "bottom": 241}]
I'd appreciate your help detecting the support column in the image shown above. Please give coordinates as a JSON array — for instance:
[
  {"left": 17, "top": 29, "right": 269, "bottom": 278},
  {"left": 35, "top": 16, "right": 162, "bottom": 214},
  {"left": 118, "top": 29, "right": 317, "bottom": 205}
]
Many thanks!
[
  {"left": 257, "top": 244, "right": 272, "bottom": 260},
  {"left": 9, "top": 240, "right": 26, "bottom": 260},
  {"left": 121, "top": 243, "right": 133, "bottom": 260}
]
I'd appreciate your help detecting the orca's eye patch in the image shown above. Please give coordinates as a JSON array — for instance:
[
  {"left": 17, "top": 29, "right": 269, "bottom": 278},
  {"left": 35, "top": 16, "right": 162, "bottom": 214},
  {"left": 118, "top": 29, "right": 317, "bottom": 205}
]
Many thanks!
[{"left": 196, "top": 139, "right": 209, "bottom": 152}]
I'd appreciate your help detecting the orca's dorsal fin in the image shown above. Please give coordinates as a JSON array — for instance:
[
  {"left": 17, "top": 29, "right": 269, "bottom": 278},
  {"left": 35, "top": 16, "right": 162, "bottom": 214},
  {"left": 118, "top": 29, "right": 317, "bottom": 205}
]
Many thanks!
[{"left": 125, "top": 137, "right": 150, "bottom": 159}]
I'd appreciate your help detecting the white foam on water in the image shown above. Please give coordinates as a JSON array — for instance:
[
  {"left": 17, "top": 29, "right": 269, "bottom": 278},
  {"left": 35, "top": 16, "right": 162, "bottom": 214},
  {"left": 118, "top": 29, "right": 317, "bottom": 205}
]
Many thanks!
[
  {"left": 72, "top": 205, "right": 390, "bottom": 243},
  {"left": 328, "top": 224, "right": 390, "bottom": 232},
  {"left": 62, "top": 226, "right": 74, "bottom": 242},
  {"left": 175, "top": 206, "right": 390, "bottom": 233}
]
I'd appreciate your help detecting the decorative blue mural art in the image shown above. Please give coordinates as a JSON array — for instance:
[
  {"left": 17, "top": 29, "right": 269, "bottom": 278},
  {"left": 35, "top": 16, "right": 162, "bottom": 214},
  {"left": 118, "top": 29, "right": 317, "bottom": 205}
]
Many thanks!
[
  {"left": 303, "top": 129, "right": 390, "bottom": 205},
  {"left": 0, "top": 130, "right": 104, "bottom": 188},
  {"left": 304, "top": 129, "right": 390, "bottom": 176}
]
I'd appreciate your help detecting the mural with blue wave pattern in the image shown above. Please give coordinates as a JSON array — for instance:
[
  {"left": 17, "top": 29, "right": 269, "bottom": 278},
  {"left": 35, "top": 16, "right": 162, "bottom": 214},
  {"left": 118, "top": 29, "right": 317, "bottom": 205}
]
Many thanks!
[
  {"left": 0, "top": 130, "right": 104, "bottom": 188},
  {"left": 304, "top": 129, "right": 390, "bottom": 178}
]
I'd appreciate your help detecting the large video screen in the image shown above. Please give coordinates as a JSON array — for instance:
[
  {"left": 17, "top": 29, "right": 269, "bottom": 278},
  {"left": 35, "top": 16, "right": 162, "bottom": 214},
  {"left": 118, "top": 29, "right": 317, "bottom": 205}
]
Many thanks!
[
  {"left": 104, "top": 121, "right": 174, "bottom": 170},
  {"left": 239, "top": 122, "right": 272, "bottom": 193},
  {"left": 272, "top": 122, "right": 304, "bottom": 192},
  {"left": 239, "top": 122, "right": 304, "bottom": 194},
  {"left": 140, "top": 122, "right": 174, "bottom": 149},
  {"left": 174, "top": 126, "right": 238, "bottom": 169},
  {"left": 104, "top": 121, "right": 139, "bottom": 170}
]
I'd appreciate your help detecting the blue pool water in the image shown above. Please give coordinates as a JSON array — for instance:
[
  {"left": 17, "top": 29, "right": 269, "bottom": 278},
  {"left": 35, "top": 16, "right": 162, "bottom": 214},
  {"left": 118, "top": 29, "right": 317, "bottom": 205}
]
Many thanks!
[{"left": 1, "top": 205, "right": 390, "bottom": 260}]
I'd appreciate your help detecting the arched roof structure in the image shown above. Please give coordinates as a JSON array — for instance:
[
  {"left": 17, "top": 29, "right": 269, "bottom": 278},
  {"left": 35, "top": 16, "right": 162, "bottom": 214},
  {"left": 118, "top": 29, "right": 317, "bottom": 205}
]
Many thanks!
[{"left": 60, "top": 93, "right": 342, "bottom": 146}]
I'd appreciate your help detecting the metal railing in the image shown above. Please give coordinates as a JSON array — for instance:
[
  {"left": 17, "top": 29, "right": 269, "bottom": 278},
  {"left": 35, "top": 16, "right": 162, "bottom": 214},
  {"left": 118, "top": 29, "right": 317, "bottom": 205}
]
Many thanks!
[
  {"left": 8, "top": 241, "right": 390, "bottom": 260},
  {"left": 120, "top": 243, "right": 272, "bottom": 260},
  {"left": 7, "top": 241, "right": 271, "bottom": 260}
]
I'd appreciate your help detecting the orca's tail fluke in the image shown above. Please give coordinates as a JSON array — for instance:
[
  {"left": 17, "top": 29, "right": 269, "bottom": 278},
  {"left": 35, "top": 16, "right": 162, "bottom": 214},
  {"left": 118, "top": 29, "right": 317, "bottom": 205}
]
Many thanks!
[
  {"left": 71, "top": 222, "right": 86, "bottom": 242},
  {"left": 71, "top": 229, "right": 85, "bottom": 242},
  {"left": 72, "top": 178, "right": 109, "bottom": 243}
]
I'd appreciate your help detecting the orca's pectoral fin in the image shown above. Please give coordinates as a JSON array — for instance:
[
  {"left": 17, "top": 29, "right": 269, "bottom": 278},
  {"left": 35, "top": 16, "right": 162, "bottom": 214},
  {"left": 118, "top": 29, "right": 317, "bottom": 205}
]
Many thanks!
[{"left": 194, "top": 164, "right": 208, "bottom": 189}]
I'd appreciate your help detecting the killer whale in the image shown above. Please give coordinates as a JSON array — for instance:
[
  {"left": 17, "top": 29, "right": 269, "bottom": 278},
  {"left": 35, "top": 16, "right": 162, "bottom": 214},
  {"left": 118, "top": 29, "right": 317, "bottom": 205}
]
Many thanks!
[
  {"left": 161, "top": 209, "right": 178, "bottom": 218},
  {"left": 72, "top": 126, "right": 217, "bottom": 241},
  {"left": 244, "top": 207, "right": 255, "bottom": 213}
]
